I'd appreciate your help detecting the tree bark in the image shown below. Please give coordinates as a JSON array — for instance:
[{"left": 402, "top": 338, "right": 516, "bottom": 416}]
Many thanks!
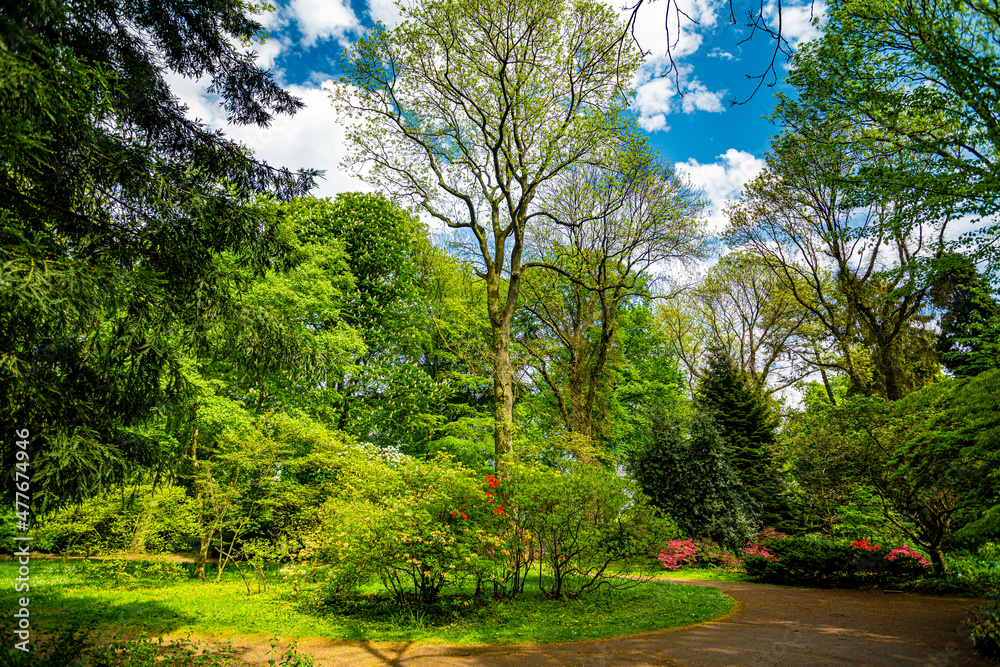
[{"left": 491, "top": 318, "right": 515, "bottom": 468}]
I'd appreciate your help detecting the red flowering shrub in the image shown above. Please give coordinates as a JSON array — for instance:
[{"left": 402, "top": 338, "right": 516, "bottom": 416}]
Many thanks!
[
  {"left": 851, "top": 539, "right": 880, "bottom": 551},
  {"left": 299, "top": 454, "right": 501, "bottom": 604}
]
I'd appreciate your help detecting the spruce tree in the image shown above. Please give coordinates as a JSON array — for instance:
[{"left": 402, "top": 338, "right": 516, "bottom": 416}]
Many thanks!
[
  {"left": 932, "top": 254, "right": 1000, "bottom": 377},
  {"left": 696, "top": 347, "right": 793, "bottom": 530},
  {"left": 629, "top": 404, "right": 758, "bottom": 549}
]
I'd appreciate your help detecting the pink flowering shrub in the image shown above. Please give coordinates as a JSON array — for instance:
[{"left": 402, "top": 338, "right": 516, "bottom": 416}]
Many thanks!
[
  {"left": 743, "top": 542, "right": 779, "bottom": 561},
  {"left": 658, "top": 539, "right": 699, "bottom": 570},
  {"left": 693, "top": 538, "right": 742, "bottom": 569},
  {"left": 885, "top": 544, "right": 929, "bottom": 566},
  {"left": 658, "top": 538, "right": 743, "bottom": 570},
  {"left": 850, "top": 539, "right": 929, "bottom": 584},
  {"left": 742, "top": 527, "right": 785, "bottom": 563}
]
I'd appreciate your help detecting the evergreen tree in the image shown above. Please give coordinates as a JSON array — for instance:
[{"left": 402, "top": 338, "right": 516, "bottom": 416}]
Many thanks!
[
  {"left": 696, "top": 347, "right": 794, "bottom": 530},
  {"left": 628, "top": 405, "right": 757, "bottom": 549},
  {"left": 932, "top": 254, "right": 1000, "bottom": 378},
  {"left": 1, "top": 0, "right": 315, "bottom": 508}
]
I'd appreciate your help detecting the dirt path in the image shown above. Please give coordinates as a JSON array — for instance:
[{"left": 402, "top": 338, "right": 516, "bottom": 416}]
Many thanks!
[{"left": 209, "top": 579, "right": 989, "bottom": 666}]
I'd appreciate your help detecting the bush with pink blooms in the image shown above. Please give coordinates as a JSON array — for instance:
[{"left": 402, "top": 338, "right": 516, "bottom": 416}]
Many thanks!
[
  {"left": 658, "top": 538, "right": 743, "bottom": 571},
  {"left": 658, "top": 539, "right": 699, "bottom": 570}
]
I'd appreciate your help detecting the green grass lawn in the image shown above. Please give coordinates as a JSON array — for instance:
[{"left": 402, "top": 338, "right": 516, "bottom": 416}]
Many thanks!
[
  {"left": 0, "top": 558, "right": 734, "bottom": 645},
  {"left": 613, "top": 560, "right": 754, "bottom": 583}
]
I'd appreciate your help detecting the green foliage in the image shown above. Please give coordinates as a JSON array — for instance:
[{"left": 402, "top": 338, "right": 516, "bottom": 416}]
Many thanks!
[
  {"left": 696, "top": 348, "right": 794, "bottom": 530},
  {"left": 286, "top": 194, "right": 421, "bottom": 336},
  {"left": 783, "top": 371, "right": 1000, "bottom": 573},
  {"left": 742, "top": 536, "right": 856, "bottom": 587},
  {"left": 778, "top": 0, "right": 1000, "bottom": 265},
  {"left": 275, "top": 195, "right": 494, "bottom": 461},
  {"left": 607, "top": 303, "right": 690, "bottom": 454},
  {"left": 513, "top": 136, "right": 707, "bottom": 460},
  {"left": 0, "top": 0, "right": 315, "bottom": 508},
  {"left": 931, "top": 253, "right": 1000, "bottom": 377},
  {"left": 508, "top": 460, "right": 671, "bottom": 599},
  {"left": 947, "top": 543, "right": 1000, "bottom": 593},
  {"left": 298, "top": 453, "right": 669, "bottom": 604},
  {"left": 629, "top": 407, "right": 758, "bottom": 549},
  {"left": 297, "top": 454, "right": 498, "bottom": 604},
  {"left": 335, "top": 0, "right": 645, "bottom": 463},
  {"left": 969, "top": 595, "right": 1000, "bottom": 662},
  {"left": 34, "top": 484, "right": 197, "bottom": 556}
]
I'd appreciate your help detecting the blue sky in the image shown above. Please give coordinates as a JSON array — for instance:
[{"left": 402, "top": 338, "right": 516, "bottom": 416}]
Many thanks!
[{"left": 167, "top": 0, "right": 825, "bottom": 230}]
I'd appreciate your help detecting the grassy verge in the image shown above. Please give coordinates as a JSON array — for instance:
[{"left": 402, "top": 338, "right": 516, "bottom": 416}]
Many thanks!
[
  {"left": 653, "top": 568, "right": 754, "bottom": 582},
  {"left": 0, "top": 559, "right": 733, "bottom": 645},
  {"left": 613, "top": 561, "right": 754, "bottom": 583}
]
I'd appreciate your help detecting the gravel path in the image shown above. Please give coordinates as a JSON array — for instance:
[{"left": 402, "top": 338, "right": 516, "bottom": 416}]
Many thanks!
[{"left": 217, "top": 579, "right": 989, "bottom": 666}]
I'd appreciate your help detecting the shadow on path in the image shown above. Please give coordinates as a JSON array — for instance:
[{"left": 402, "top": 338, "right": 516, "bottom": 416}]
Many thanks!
[{"left": 224, "top": 579, "right": 990, "bottom": 666}]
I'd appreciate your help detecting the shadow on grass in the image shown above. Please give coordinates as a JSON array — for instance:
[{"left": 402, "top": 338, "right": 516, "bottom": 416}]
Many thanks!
[{"left": 0, "top": 592, "right": 200, "bottom": 636}]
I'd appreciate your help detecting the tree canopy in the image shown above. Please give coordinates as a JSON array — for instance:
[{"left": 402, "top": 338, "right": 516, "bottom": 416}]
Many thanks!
[
  {"left": 1, "top": 0, "right": 316, "bottom": 507},
  {"left": 777, "top": 0, "right": 1000, "bottom": 267}
]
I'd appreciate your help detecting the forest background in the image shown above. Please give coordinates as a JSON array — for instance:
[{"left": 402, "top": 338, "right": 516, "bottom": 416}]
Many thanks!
[{"left": 2, "top": 0, "right": 999, "bottom": 613}]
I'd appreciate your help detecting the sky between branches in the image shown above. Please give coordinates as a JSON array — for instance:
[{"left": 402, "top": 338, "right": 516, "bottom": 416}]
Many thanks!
[{"left": 166, "top": 0, "right": 824, "bottom": 235}]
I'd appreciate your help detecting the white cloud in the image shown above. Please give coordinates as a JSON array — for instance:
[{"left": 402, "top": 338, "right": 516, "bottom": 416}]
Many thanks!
[
  {"left": 634, "top": 76, "right": 676, "bottom": 131},
  {"left": 680, "top": 80, "right": 725, "bottom": 113},
  {"left": 675, "top": 149, "right": 765, "bottom": 232},
  {"left": 289, "top": 0, "right": 361, "bottom": 47},
  {"left": 251, "top": 37, "right": 289, "bottom": 71},
  {"left": 251, "top": 3, "right": 289, "bottom": 32},
  {"left": 633, "top": 66, "right": 726, "bottom": 130},
  {"left": 226, "top": 81, "right": 369, "bottom": 196},
  {"left": 165, "top": 73, "right": 367, "bottom": 198},
  {"left": 624, "top": 0, "right": 718, "bottom": 65},
  {"left": 763, "top": 0, "right": 825, "bottom": 49},
  {"left": 708, "top": 48, "right": 735, "bottom": 60},
  {"left": 367, "top": 0, "right": 403, "bottom": 27}
]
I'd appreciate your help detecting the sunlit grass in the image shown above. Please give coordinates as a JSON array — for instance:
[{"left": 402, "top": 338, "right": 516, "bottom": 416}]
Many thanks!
[
  {"left": 611, "top": 560, "right": 754, "bottom": 583},
  {"left": 0, "top": 559, "right": 734, "bottom": 645}
]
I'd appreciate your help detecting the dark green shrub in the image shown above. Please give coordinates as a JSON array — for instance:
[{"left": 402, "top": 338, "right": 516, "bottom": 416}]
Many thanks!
[{"left": 743, "top": 536, "right": 855, "bottom": 586}]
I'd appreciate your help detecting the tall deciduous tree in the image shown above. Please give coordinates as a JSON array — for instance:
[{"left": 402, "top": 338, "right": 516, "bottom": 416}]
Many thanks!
[
  {"left": 1, "top": 0, "right": 315, "bottom": 507},
  {"left": 334, "top": 0, "right": 641, "bottom": 467},
  {"left": 515, "top": 139, "right": 706, "bottom": 458},
  {"left": 726, "top": 131, "right": 947, "bottom": 401},
  {"left": 660, "top": 251, "right": 812, "bottom": 396}
]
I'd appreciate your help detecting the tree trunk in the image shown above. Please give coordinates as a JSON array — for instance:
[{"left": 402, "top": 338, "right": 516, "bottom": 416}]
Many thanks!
[
  {"left": 492, "top": 323, "right": 515, "bottom": 468},
  {"left": 129, "top": 492, "right": 159, "bottom": 555},
  {"left": 195, "top": 530, "right": 213, "bottom": 580},
  {"left": 487, "top": 229, "right": 524, "bottom": 470},
  {"left": 928, "top": 542, "right": 948, "bottom": 575}
]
